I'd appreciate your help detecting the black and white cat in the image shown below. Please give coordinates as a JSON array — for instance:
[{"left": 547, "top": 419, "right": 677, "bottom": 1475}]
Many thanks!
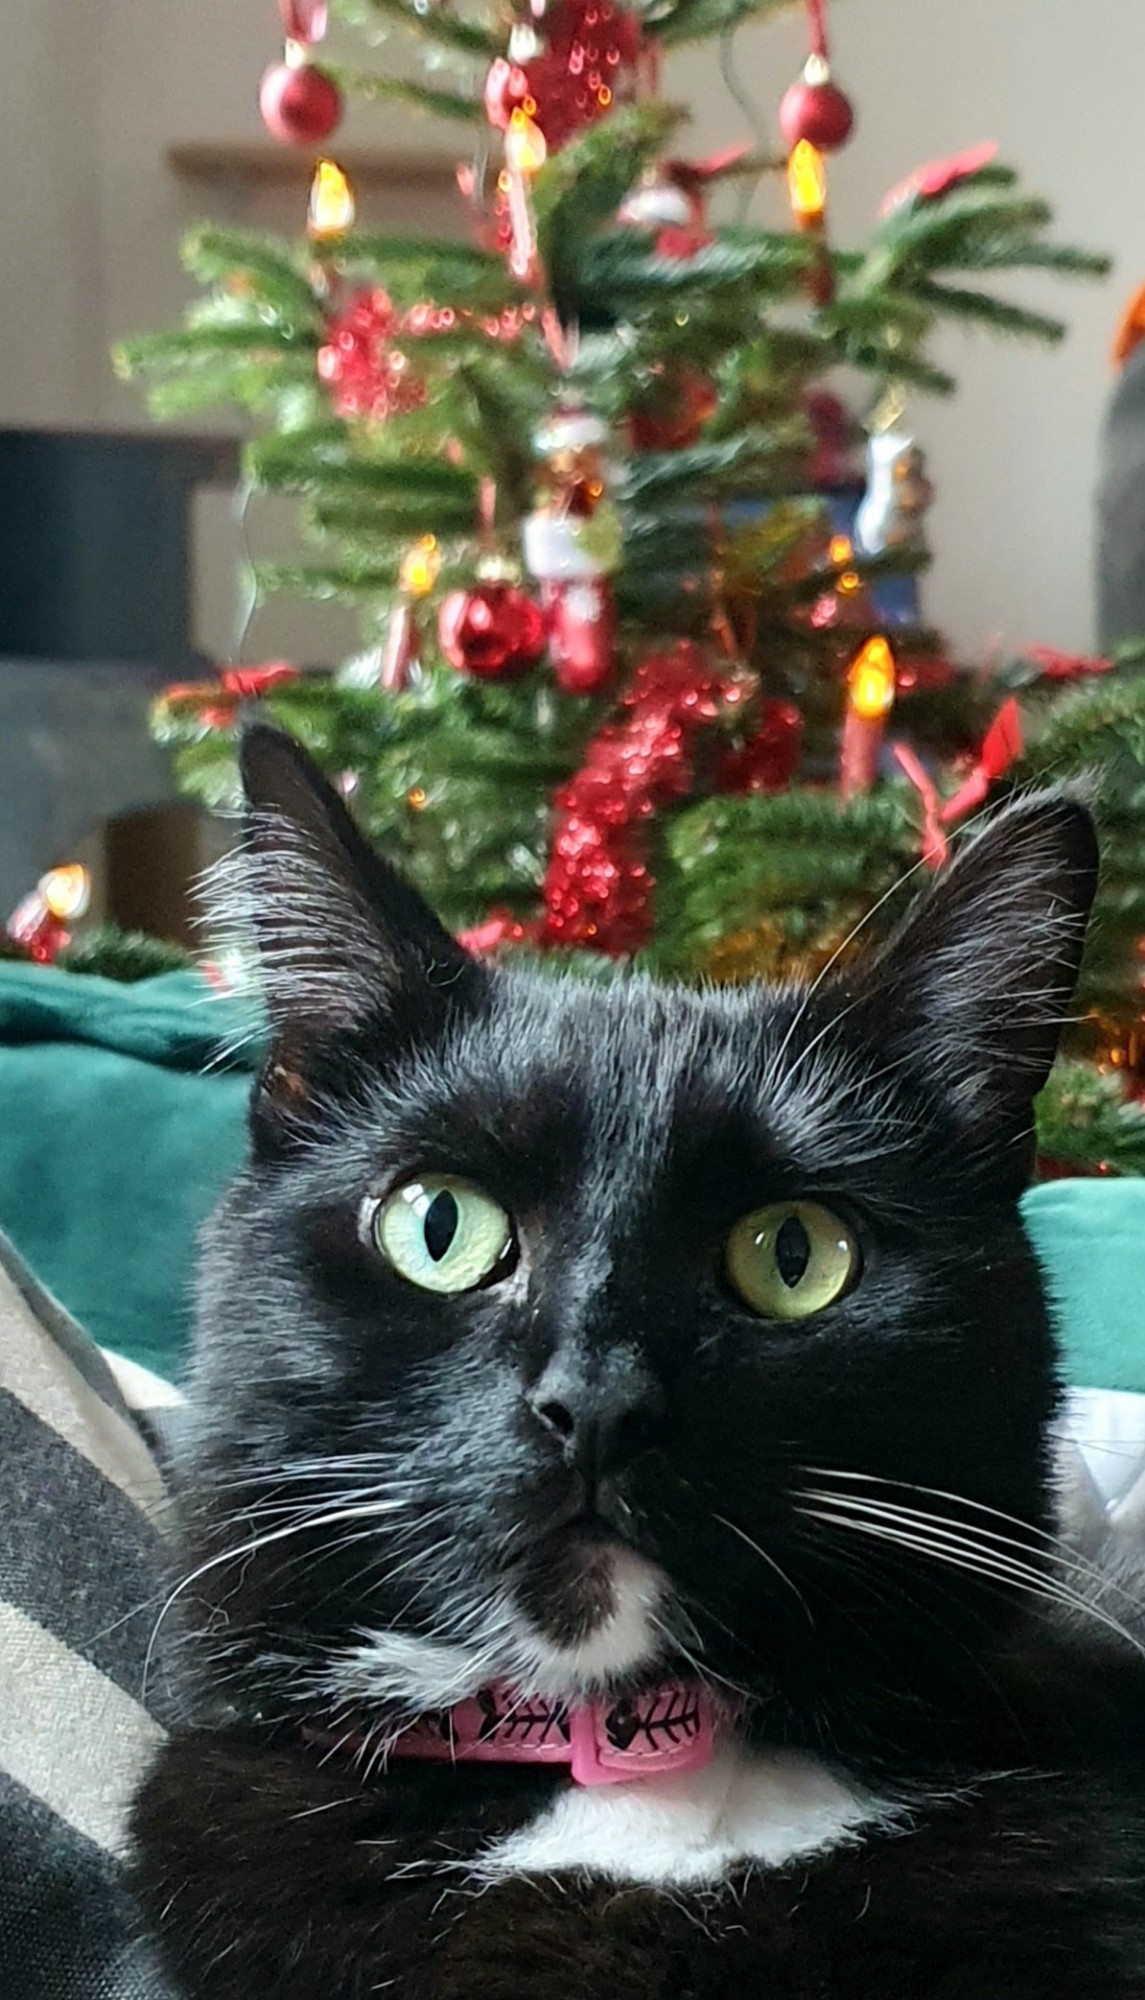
[{"left": 131, "top": 726, "right": 1145, "bottom": 1998}]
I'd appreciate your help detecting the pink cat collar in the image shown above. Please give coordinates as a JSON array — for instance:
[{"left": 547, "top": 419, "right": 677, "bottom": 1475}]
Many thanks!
[{"left": 388, "top": 1680, "right": 715, "bottom": 1787}]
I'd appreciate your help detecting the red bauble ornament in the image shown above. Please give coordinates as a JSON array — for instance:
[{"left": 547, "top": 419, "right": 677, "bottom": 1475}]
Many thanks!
[
  {"left": 779, "top": 61, "right": 855, "bottom": 152},
  {"left": 439, "top": 583, "right": 546, "bottom": 679},
  {"left": 259, "top": 58, "right": 343, "bottom": 146},
  {"left": 542, "top": 577, "right": 615, "bottom": 694},
  {"left": 629, "top": 370, "right": 718, "bottom": 452}
]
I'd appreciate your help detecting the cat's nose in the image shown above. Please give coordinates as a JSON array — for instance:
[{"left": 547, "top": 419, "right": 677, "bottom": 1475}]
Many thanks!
[{"left": 526, "top": 1353, "right": 664, "bottom": 1479}]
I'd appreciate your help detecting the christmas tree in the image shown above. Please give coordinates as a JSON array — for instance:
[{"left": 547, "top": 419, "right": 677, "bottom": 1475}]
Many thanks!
[{"left": 118, "top": 0, "right": 1145, "bottom": 1174}]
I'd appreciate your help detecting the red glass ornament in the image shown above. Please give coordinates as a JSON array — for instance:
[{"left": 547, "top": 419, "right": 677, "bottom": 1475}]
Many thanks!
[
  {"left": 542, "top": 577, "right": 615, "bottom": 694},
  {"left": 718, "top": 700, "right": 804, "bottom": 793},
  {"left": 629, "top": 370, "right": 718, "bottom": 452},
  {"left": 439, "top": 583, "right": 546, "bottom": 679},
  {"left": 259, "top": 59, "right": 343, "bottom": 146},
  {"left": 779, "top": 69, "right": 854, "bottom": 152}
]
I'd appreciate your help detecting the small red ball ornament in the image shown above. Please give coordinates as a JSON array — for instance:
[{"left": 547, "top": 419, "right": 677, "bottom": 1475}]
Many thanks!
[
  {"left": 439, "top": 583, "right": 546, "bottom": 680},
  {"left": 259, "top": 58, "right": 343, "bottom": 146},
  {"left": 779, "top": 57, "right": 854, "bottom": 153}
]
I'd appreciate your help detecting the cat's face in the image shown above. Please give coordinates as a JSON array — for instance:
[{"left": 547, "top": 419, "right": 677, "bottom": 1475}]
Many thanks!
[{"left": 183, "top": 730, "right": 1097, "bottom": 1760}]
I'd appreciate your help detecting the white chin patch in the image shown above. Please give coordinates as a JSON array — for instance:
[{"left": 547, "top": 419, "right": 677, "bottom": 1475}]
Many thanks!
[{"left": 512, "top": 1549, "right": 667, "bottom": 1698}]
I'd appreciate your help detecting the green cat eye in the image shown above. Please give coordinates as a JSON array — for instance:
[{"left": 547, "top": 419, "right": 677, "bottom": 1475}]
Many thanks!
[
  {"left": 725, "top": 1201, "right": 859, "bottom": 1322},
  {"left": 375, "top": 1176, "right": 513, "bottom": 1294}
]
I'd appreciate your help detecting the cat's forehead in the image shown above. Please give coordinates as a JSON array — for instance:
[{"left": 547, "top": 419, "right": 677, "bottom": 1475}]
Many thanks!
[{"left": 354, "top": 968, "right": 912, "bottom": 1201}]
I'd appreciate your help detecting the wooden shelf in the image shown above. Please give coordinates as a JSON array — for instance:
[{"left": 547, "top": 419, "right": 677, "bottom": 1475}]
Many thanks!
[{"left": 167, "top": 143, "right": 458, "bottom": 194}]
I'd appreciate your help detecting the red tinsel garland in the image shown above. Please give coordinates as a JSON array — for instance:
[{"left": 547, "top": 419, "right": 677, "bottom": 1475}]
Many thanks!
[{"left": 539, "top": 644, "right": 747, "bottom": 955}]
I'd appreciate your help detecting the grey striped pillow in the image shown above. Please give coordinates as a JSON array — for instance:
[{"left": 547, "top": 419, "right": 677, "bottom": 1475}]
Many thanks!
[{"left": 0, "top": 1233, "right": 176, "bottom": 1999}]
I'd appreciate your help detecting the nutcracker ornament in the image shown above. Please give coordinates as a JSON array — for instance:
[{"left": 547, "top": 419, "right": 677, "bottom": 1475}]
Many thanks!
[
  {"left": 854, "top": 427, "right": 935, "bottom": 558},
  {"left": 523, "top": 407, "right": 622, "bottom": 695}
]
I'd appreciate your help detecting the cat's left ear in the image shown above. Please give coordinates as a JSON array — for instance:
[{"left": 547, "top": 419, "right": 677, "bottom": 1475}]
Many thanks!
[
  {"left": 865, "top": 790, "right": 1098, "bottom": 1149},
  {"left": 221, "top": 725, "right": 482, "bottom": 1042}
]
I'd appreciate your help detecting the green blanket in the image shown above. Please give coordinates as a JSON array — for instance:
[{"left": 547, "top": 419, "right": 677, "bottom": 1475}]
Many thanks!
[
  {"left": 0, "top": 963, "right": 257, "bottom": 1376},
  {"left": 0, "top": 961, "right": 1141, "bottom": 1392}
]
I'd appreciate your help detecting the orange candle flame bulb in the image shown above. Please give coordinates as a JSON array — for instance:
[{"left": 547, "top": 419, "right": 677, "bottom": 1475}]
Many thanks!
[
  {"left": 848, "top": 637, "right": 896, "bottom": 720},
  {"left": 308, "top": 159, "right": 355, "bottom": 239},
  {"left": 505, "top": 109, "right": 547, "bottom": 177},
  {"left": 787, "top": 140, "right": 827, "bottom": 223},
  {"left": 40, "top": 864, "right": 92, "bottom": 922},
  {"left": 400, "top": 535, "right": 442, "bottom": 599}
]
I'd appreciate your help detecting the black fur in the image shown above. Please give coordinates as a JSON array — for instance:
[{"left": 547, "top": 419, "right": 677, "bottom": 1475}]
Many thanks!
[{"left": 131, "top": 729, "right": 1145, "bottom": 1997}]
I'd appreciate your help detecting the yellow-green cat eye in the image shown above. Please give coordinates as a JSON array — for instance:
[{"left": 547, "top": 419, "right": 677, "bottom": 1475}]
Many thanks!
[
  {"left": 374, "top": 1176, "right": 513, "bottom": 1294},
  {"left": 725, "top": 1201, "right": 858, "bottom": 1322}
]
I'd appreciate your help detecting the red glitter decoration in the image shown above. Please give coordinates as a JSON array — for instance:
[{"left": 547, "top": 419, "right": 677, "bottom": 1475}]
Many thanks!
[
  {"left": 484, "top": 0, "right": 642, "bottom": 153},
  {"left": 160, "top": 662, "right": 301, "bottom": 730},
  {"left": 1023, "top": 645, "right": 1114, "bottom": 682},
  {"left": 881, "top": 142, "right": 999, "bottom": 215},
  {"left": 317, "top": 289, "right": 427, "bottom": 422},
  {"left": 718, "top": 700, "right": 804, "bottom": 793},
  {"left": 458, "top": 908, "right": 532, "bottom": 956},
  {"left": 259, "top": 58, "right": 343, "bottom": 145},
  {"left": 540, "top": 644, "right": 743, "bottom": 955},
  {"left": 439, "top": 583, "right": 547, "bottom": 679}
]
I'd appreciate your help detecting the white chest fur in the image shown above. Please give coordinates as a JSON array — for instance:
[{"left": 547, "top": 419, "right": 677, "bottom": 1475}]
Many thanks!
[{"left": 477, "top": 1741, "right": 896, "bottom": 1890}]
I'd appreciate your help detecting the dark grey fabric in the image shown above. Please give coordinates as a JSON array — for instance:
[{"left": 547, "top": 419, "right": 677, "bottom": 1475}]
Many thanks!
[{"left": 0, "top": 1232, "right": 175, "bottom": 2000}]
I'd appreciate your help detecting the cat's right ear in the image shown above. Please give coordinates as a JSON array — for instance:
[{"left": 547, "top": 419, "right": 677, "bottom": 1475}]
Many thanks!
[{"left": 210, "top": 728, "right": 483, "bottom": 1113}]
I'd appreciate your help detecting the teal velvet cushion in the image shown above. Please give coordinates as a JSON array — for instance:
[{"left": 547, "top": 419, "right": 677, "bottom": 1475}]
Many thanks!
[
  {"left": 0, "top": 960, "right": 1142, "bottom": 1391},
  {"left": 1022, "top": 1178, "right": 1145, "bottom": 1395},
  {"left": 0, "top": 962, "right": 258, "bottom": 1378}
]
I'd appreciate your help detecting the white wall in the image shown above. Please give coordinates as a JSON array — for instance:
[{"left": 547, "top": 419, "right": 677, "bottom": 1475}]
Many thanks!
[{"left": 2, "top": 0, "right": 1142, "bottom": 662}]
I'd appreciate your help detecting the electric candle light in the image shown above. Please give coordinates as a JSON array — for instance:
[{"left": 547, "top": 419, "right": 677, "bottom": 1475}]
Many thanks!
[
  {"left": 400, "top": 536, "right": 442, "bottom": 599},
  {"left": 840, "top": 636, "right": 895, "bottom": 796},
  {"left": 307, "top": 159, "right": 355, "bottom": 239},
  {"left": 786, "top": 139, "right": 827, "bottom": 229},
  {"left": 504, "top": 109, "right": 547, "bottom": 177}
]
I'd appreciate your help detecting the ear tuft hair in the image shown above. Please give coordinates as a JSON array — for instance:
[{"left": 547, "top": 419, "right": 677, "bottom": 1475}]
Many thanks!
[
  {"left": 866, "top": 790, "right": 1098, "bottom": 1155},
  {"left": 205, "top": 726, "right": 479, "bottom": 1040}
]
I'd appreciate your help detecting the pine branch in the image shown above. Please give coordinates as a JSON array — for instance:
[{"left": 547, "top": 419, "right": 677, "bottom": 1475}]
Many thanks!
[
  {"left": 180, "top": 226, "right": 321, "bottom": 318},
  {"left": 655, "top": 0, "right": 793, "bottom": 47},
  {"left": 328, "top": 66, "right": 481, "bottom": 122},
  {"left": 907, "top": 277, "right": 1068, "bottom": 343},
  {"left": 621, "top": 422, "right": 808, "bottom": 504},
  {"left": 1036, "top": 1062, "right": 1145, "bottom": 1177},
  {"left": 335, "top": 0, "right": 501, "bottom": 59},
  {"left": 580, "top": 230, "right": 813, "bottom": 307}
]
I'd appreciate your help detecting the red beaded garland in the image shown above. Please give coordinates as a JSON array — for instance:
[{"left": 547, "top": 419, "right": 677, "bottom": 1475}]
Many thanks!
[
  {"left": 317, "top": 288, "right": 426, "bottom": 422},
  {"left": 540, "top": 645, "right": 741, "bottom": 954},
  {"left": 484, "top": 0, "right": 641, "bottom": 153}
]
